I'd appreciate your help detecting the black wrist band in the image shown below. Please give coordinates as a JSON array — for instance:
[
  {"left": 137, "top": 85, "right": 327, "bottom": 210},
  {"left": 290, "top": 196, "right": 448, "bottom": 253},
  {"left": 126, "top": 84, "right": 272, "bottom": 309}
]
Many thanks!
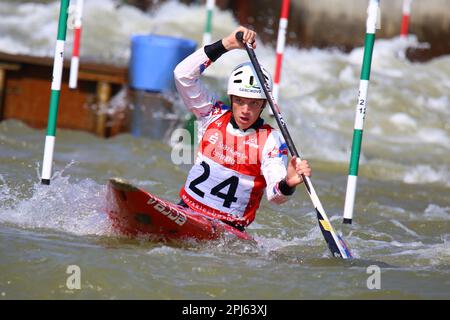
[
  {"left": 204, "top": 39, "right": 228, "bottom": 62},
  {"left": 278, "top": 178, "right": 296, "bottom": 196}
]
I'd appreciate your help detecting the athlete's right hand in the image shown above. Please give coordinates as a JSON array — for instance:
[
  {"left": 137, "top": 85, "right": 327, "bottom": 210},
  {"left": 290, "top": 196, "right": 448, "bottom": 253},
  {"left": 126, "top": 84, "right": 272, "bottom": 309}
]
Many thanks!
[
  {"left": 286, "top": 157, "right": 312, "bottom": 188},
  {"left": 222, "top": 26, "right": 257, "bottom": 51}
]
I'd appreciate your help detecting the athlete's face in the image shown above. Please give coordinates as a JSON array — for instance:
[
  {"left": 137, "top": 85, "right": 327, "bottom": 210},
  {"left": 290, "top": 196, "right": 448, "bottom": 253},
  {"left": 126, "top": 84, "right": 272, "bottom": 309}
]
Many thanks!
[{"left": 231, "top": 96, "right": 265, "bottom": 130}]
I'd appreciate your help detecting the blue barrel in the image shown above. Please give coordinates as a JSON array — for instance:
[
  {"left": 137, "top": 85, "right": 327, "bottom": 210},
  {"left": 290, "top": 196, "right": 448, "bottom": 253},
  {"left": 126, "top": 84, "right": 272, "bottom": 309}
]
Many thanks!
[{"left": 129, "top": 34, "right": 197, "bottom": 92}]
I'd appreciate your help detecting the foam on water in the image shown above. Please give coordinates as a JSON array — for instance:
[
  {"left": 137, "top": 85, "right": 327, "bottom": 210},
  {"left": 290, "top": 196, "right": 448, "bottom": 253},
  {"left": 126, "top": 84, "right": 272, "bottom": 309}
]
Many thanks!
[
  {"left": 423, "top": 204, "right": 450, "bottom": 220},
  {"left": 1, "top": 0, "right": 449, "bottom": 183},
  {"left": 0, "top": 0, "right": 237, "bottom": 65},
  {"left": 389, "top": 113, "right": 417, "bottom": 129},
  {"left": 0, "top": 159, "right": 354, "bottom": 263},
  {"left": 390, "top": 242, "right": 450, "bottom": 267},
  {"left": 0, "top": 165, "right": 114, "bottom": 237},
  {"left": 416, "top": 128, "right": 450, "bottom": 149},
  {"left": 0, "top": 0, "right": 448, "bottom": 265},
  {"left": 0, "top": 1, "right": 449, "bottom": 299},
  {"left": 390, "top": 219, "right": 421, "bottom": 238},
  {"left": 403, "top": 164, "right": 450, "bottom": 186}
]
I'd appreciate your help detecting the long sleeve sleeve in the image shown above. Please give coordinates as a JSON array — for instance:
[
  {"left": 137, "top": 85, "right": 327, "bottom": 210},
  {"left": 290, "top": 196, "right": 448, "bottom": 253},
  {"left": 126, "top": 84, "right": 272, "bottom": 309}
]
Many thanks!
[
  {"left": 261, "top": 131, "right": 295, "bottom": 204},
  {"left": 173, "top": 48, "right": 217, "bottom": 119}
]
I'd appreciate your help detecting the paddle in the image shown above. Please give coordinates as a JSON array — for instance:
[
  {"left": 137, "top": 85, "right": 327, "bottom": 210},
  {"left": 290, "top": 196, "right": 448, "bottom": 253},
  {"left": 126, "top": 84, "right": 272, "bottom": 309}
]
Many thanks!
[{"left": 236, "top": 31, "right": 352, "bottom": 259}]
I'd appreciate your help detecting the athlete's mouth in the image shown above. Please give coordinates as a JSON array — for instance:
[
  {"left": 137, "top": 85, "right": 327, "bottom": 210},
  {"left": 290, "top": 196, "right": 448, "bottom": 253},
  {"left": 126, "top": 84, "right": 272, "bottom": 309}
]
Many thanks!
[{"left": 240, "top": 116, "right": 249, "bottom": 122}]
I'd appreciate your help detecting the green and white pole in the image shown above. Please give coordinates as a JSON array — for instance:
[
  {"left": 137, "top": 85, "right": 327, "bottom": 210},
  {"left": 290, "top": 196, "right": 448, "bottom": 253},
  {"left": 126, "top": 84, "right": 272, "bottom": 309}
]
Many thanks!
[
  {"left": 202, "top": 0, "right": 215, "bottom": 46},
  {"left": 41, "top": 0, "right": 70, "bottom": 185},
  {"left": 343, "top": 0, "right": 380, "bottom": 224}
]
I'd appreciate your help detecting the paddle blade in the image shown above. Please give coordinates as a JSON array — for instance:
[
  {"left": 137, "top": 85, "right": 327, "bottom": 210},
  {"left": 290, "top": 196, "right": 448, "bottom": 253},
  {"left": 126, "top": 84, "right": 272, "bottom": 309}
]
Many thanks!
[{"left": 316, "top": 209, "right": 352, "bottom": 259}]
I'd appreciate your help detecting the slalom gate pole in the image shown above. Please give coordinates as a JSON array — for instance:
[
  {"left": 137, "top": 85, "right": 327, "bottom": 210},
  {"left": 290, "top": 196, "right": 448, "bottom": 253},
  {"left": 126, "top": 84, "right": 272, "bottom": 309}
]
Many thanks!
[
  {"left": 202, "top": 0, "right": 215, "bottom": 46},
  {"left": 69, "top": 0, "right": 84, "bottom": 89},
  {"left": 343, "top": 0, "right": 380, "bottom": 224},
  {"left": 400, "top": 0, "right": 412, "bottom": 38},
  {"left": 41, "top": 0, "right": 70, "bottom": 185},
  {"left": 273, "top": 0, "right": 290, "bottom": 104},
  {"left": 236, "top": 32, "right": 352, "bottom": 259}
]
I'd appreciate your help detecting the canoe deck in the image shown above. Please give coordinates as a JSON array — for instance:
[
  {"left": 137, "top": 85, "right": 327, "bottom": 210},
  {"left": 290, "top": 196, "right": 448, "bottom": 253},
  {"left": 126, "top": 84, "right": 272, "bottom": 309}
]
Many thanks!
[{"left": 106, "top": 178, "right": 252, "bottom": 242}]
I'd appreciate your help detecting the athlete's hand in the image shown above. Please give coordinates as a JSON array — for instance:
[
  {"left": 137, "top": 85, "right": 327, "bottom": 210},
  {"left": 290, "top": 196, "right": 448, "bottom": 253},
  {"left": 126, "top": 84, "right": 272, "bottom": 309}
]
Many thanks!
[
  {"left": 286, "top": 157, "right": 311, "bottom": 187},
  {"left": 222, "top": 26, "right": 257, "bottom": 50}
]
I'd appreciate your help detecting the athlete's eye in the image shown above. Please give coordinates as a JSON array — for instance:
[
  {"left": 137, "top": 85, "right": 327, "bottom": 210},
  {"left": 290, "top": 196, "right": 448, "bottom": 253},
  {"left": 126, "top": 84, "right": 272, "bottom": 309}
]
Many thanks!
[{"left": 250, "top": 101, "right": 262, "bottom": 108}]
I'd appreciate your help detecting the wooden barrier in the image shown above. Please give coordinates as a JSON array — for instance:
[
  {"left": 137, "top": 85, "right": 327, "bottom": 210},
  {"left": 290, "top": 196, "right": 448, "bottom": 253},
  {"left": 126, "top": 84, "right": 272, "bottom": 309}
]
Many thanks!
[{"left": 0, "top": 51, "right": 129, "bottom": 137}]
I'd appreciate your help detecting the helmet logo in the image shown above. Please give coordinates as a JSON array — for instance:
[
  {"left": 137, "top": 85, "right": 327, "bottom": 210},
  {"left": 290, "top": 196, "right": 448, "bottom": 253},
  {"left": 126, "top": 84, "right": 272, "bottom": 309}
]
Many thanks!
[{"left": 239, "top": 87, "right": 261, "bottom": 94}]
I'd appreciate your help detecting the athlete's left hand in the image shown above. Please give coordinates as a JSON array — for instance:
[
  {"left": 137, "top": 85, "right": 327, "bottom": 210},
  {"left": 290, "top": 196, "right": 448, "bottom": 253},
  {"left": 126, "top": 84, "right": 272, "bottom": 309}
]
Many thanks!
[{"left": 286, "top": 157, "right": 311, "bottom": 187}]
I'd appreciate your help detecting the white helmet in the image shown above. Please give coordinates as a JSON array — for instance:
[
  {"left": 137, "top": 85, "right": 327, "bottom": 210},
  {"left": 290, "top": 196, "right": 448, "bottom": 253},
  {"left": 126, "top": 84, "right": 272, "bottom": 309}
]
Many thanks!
[{"left": 227, "top": 62, "right": 273, "bottom": 99}]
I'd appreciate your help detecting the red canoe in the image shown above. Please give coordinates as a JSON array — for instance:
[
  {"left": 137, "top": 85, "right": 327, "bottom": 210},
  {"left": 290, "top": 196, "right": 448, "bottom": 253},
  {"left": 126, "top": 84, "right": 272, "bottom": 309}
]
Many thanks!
[{"left": 106, "top": 178, "right": 252, "bottom": 242}]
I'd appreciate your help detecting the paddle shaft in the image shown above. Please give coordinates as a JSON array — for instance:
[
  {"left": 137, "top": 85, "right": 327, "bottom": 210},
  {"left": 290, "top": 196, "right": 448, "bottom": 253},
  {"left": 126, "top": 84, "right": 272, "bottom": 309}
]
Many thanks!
[
  {"left": 235, "top": 32, "right": 305, "bottom": 184},
  {"left": 235, "top": 32, "right": 352, "bottom": 259}
]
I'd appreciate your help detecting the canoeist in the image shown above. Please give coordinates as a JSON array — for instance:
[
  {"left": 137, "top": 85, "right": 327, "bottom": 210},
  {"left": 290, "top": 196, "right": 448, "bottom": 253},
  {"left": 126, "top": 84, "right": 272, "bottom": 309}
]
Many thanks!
[{"left": 174, "top": 26, "right": 311, "bottom": 231}]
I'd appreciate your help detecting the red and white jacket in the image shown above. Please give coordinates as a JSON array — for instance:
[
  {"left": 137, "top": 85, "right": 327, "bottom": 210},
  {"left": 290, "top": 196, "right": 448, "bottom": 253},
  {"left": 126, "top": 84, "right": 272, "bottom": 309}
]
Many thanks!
[{"left": 174, "top": 48, "right": 293, "bottom": 228}]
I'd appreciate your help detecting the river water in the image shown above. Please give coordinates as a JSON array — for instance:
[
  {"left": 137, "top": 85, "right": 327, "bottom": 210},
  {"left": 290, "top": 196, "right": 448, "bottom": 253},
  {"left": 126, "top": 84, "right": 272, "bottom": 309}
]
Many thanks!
[{"left": 0, "top": 0, "right": 449, "bottom": 299}]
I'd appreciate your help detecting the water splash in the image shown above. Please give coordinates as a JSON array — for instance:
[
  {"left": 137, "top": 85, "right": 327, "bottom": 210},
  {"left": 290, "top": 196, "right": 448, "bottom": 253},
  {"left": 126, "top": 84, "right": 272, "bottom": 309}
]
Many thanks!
[
  {"left": 0, "top": 163, "right": 114, "bottom": 237},
  {"left": 403, "top": 165, "right": 450, "bottom": 186},
  {"left": 423, "top": 204, "right": 450, "bottom": 220},
  {"left": 1, "top": 0, "right": 449, "bottom": 185}
]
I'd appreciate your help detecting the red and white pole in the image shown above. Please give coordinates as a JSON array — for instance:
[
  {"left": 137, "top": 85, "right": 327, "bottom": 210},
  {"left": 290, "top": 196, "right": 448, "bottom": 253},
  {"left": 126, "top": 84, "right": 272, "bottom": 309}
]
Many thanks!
[
  {"left": 273, "top": 0, "right": 290, "bottom": 104},
  {"left": 400, "top": 0, "right": 412, "bottom": 38},
  {"left": 69, "top": 0, "right": 84, "bottom": 89}
]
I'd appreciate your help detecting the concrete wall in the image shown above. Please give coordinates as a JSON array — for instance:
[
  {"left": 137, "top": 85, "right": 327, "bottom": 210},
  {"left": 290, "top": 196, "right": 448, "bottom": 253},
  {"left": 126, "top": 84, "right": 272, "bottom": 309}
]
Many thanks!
[
  {"left": 126, "top": 0, "right": 450, "bottom": 59},
  {"left": 289, "top": 0, "right": 450, "bottom": 50},
  {"left": 218, "top": 0, "right": 450, "bottom": 60}
]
